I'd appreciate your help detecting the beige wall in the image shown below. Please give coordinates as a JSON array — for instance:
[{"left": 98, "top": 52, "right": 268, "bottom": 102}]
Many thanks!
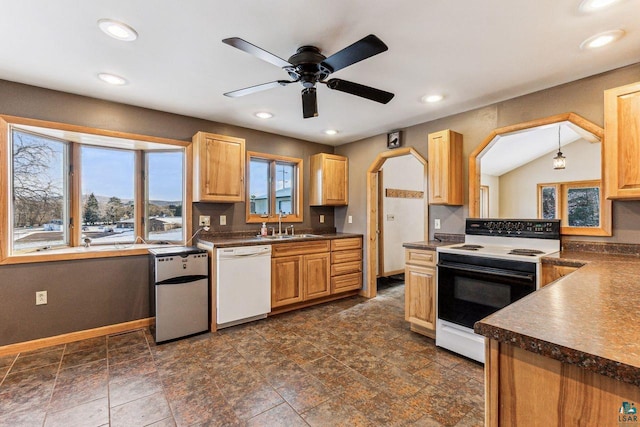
[
  {"left": 336, "top": 63, "right": 640, "bottom": 289},
  {"left": 499, "top": 138, "right": 601, "bottom": 218}
]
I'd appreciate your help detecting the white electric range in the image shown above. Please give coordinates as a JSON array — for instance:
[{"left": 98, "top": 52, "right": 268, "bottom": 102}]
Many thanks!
[{"left": 435, "top": 218, "right": 561, "bottom": 363}]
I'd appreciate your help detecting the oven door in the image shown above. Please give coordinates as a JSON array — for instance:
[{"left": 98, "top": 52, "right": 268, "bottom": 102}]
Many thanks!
[{"left": 437, "top": 253, "right": 536, "bottom": 329}]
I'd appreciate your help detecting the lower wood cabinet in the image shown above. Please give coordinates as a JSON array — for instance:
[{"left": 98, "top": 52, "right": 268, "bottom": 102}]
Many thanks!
[
  {"left": 541, "top": 263, "right": 579, "bottom": 287},
  {"left": 404, "top": 248, "right": 436, "bottom": 338},
  {"left": 271, "top": 237, "right": 362, "bottom": 310}
]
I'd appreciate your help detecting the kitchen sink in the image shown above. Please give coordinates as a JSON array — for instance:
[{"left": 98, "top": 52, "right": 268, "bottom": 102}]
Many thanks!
[{"left": 257, "top": 234, "right": 322, "bottom": 240}]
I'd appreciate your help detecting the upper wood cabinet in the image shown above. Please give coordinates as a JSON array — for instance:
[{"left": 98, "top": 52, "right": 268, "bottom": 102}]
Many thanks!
[
  {"left": 604, "top": 81, "right": 640, "bottom": 200},
  {"left": 192, "top": 132, "right": 245, "bottom": 203},
  {"left": 428, "top": 129, "right": 463, "bottom": 205},
  {"left": 309, "top": 153, "right": 348, "bottom": 206}
]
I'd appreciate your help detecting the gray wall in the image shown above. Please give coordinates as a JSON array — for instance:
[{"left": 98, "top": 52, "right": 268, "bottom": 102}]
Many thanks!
[
  {"left": 335, "top": 63, "right": 640, "bottom": 289},
  {"left": 0, "top": 80, "right": 335, "bottom": 346}
]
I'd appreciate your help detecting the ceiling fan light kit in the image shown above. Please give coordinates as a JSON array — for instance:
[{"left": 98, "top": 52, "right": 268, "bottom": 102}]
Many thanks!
[{"left": 222, "top": 34, "right": 394, "bottom": 118}]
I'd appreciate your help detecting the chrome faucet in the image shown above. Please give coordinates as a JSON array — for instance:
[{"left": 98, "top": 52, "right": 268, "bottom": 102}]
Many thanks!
[{"left": 278, "top": 211, "right": 288, "bottom": 235}]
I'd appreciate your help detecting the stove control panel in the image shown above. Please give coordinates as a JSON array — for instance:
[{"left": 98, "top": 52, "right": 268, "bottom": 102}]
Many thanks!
[{"left": 465, "top": 218, "right": 560, "bottom": 239}]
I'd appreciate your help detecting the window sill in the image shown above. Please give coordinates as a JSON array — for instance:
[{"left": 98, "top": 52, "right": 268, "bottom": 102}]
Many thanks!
[{"left": 0, "top": 243, "right": 184, "bottom": 265}]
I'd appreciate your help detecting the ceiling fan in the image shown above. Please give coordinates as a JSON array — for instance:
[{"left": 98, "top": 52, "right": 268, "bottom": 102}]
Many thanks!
[{"left": 222, "top": 34, "right": 394, "bottom": 119}]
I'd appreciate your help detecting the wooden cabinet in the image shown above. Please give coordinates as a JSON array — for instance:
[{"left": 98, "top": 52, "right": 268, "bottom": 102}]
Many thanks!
[
  {"left": 404, "top": 248, "right": 436, "bottom": 338},
  {"left": 541, "top": 263, "right": 579, "bottom": 287},
  {"left": 428, "top": 130, "right": 463, "bottom": 205},
  {"left": 309, "top": 153, "right": 348, "bottom": 206},
  {"left": 192, "top": 132, "right": 245, "bottom": 202},
  {"left": 485, "top": 340, "right": 640, "bottom": 427},
  {"left": 604, "top": 81, "right": 640, "bottom": 200},
  {"left": 271, "top": 240, "right": 331, "bottom": 308},
  {"left": 330, "top": 237, "right": 362, "bottom": 293}
]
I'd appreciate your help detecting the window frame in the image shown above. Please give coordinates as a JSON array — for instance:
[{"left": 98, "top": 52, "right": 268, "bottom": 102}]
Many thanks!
[
  {"left": 537, "top": 179, "right": 609, "bottom": 236},
  {"left": 245, "top": 151, "right": 303, "bottom": 224},
  {"left": 0, "top": 115, "right": 192, "bottom": 264}
]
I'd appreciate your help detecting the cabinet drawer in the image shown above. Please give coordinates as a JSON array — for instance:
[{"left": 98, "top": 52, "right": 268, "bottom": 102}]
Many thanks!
[
  {"left": 331, "top": 248, "right": 362, "bottom": 264},
  {"left": 331, "top": 260, "right": 362, "bottom": 276},
  {"left": 331, "top": 272, "right": 362, "bottom": 293},
  {"left": 405, "top": 249, "right": 436, "bottom": 267},
  {"left": 331, "top": 237, "right": 362, "bottom": 251},
  {"left": 272, "top": 240, "right": 331, "bottom": 257}
]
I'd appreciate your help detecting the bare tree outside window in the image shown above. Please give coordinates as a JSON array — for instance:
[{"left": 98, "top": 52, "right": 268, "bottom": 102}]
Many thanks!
[{"left": 12, "top": 130, "right": 67, "bottom": 251}]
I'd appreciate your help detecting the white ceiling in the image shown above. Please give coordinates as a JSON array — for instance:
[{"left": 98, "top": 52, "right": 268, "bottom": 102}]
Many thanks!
[
  {"left": 480, "top": 122, "right": 599, "bottom": 176},
  {"left": 0, "top": 1, "right": 638, "bottom": 146}
]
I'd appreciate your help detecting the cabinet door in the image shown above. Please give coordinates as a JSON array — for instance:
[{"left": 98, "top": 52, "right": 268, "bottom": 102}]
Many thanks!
[
  {"left": 428, "top": 130, "right": 463, "bottom": 205},
  {"left": 271, "top": 256, "right": 303, "bottom": 308},
  {"left": 604, "top": 81, "right": 640, "bottom": 199},
  {"left": 193, "top": 132, "right": 245, "bottom": 202},
  {"left": 323, "top": 156, "right": 348, "bottom": 205},
  {"left": 303, "top": 252, "right": 331, "bottom": 300},
  {"left": 310, "top": 153, "right": 348, "bottom": 206},
  {"left": 541, "top": 264, "right": 578, "bottom": 287},
  {"left": 405, "top": 264, "right": 436, "bottom": 332}
]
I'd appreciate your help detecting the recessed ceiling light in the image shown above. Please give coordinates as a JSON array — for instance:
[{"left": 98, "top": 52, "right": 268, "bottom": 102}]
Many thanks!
[
  {"left": 97, "top": 73, "right": 127, "bottom": 85},
  {"left": 580, "top": 29, "right": 625, "bottom": 49},
  {"left": 579, "top": 0, "right": 622, "bottom": 12},
  {"left": 254, "top": 112, "right": 273, "bottom": 119},
  {"left": 324, "top": 129, "right": 338, "bottom": 135},
  {"left": 421, "top": 94, "right": 444, "bottom": 103},
  {"left": 98, "top": 19, "right": 138, "bottom": 41}
]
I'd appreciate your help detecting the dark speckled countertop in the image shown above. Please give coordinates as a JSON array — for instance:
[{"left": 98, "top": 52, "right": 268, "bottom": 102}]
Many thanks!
[
  {"left": 198, "top": 232, "right": 362, "bottom": 248},
  {"left": 475, "top": 251, "right": 640, "bottom": 386}
]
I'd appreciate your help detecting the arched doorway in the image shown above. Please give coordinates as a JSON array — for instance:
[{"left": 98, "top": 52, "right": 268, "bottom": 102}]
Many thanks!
[{"left": 364, "top": 147, "right": 428, "bottom": 298}]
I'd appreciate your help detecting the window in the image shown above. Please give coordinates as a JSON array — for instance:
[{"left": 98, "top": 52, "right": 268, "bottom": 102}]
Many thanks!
[
  {"left": 81, "top": 146, "right": 136, "bottom": 245},
  {"left": 3, "top": 116, "right": 190, "bottom": 259},
  {"left": 537, "top": 180, "right": 605, "bottom": 233},
  {"left": 146, "top": 151, "right": 184, "bottom": 241},
  {"left": 11, "top": 130, "right": 69, "bottom": 252},
  {"left": 246, "top": 151, "right": 302, "bottom": 223}
]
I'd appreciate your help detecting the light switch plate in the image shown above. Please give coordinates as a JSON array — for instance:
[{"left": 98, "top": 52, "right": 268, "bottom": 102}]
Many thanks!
[
  {"left": 220, "top": 215, "right": 226, "bottom": 226},
  {"left": 348, "top": 215, "right": 353, "bottom": 224},
  {"left": 319, "top": 215, "right": 325, "bottom": 223},
  {"left": 434, "top": 219, "right": 441, "bottom": 230}
]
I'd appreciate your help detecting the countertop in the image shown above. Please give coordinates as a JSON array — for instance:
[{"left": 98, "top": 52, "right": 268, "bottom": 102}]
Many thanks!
[
  {"left": 402, "top": 241, "right": 457, "bottom": 251},
  {"left": 198, "top": 232, "right": 363, "bottom": 248},
  {"left": 475, "top": 250, "right": 640, "bottom": 386}
]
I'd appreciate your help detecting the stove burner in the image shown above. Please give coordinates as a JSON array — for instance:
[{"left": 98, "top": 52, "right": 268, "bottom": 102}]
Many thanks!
[
  {"left": 508, "top": 248, "right": 545, "bottom": 256},
  {"left": 452, "top": 244, "right": 484, "bottom": 251}
]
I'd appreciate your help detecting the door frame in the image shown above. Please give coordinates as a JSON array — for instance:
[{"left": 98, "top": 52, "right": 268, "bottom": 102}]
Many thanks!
[{"left": 364, "top": 147, "right": 428, "bottom": 298}]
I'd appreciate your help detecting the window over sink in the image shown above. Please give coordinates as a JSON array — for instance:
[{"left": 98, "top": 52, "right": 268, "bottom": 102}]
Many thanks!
[{"left": 246, "top": 151, "right": 302, "bottom": 223}]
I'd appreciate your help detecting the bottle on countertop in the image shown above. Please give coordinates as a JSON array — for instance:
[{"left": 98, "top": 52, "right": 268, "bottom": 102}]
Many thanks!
[{"left": 260, "top": 222, "right": 267, "bottom": 236}]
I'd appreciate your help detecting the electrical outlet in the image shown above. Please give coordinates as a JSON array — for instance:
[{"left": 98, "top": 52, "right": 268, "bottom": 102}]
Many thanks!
[
  {"left": 220, "top": 215, "right": 226, "bottom": 226},
  {"left": 348, "top": 215, "right": 353, "bottom": 224},
  {"left": 434, "top": 219, "right": 441, "bottom": 230},
  {"left": 36, "top": 291, "right": 47, "bottom": 305},
  {"left": 199, "top": 215, "right": 210, "bottom": 227},
  {"left": 319, "top": 215, "right": 325, "bottom": 224}
]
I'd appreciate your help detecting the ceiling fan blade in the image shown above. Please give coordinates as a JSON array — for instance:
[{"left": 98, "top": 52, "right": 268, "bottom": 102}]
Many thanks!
[
  {"left": 325, "top": 78, "right": 394, "bottom": 104},
  {"left": 321, "top": 34, "right": 388, "bottom": 73},
  {"left": 222, "top": 37, "right": 292, "bottom": 68},
  {"left": 224, "top": 80, "right": 292, "bottom": 97},
  {"left": 302, "top": 88, "right": 318, "bottom": 119}
]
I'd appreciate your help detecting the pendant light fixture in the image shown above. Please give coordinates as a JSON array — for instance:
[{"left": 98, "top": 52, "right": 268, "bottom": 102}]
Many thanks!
[{"left": 553, "top": 125, "right": 566, "bottom": 170}]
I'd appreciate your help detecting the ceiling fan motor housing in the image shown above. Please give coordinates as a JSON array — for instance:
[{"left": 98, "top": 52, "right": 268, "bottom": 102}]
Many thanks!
[{"left": 286, "top": 46, "right": 331, "bottom": 88}]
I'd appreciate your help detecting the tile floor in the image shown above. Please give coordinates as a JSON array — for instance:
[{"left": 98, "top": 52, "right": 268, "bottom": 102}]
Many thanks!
[{"left": 0, "top": 282, "right": 484, "bottom": 426}]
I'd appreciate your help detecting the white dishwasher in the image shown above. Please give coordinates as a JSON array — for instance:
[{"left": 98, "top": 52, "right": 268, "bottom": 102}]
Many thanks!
[{"left": 216, "top": 245, "right": 271, "bottom": 328}]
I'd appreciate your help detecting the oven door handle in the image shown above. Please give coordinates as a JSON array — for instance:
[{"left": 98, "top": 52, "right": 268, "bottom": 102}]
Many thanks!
[{"left": 437, "top": 262, "right": 535, "bottom": 283}]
